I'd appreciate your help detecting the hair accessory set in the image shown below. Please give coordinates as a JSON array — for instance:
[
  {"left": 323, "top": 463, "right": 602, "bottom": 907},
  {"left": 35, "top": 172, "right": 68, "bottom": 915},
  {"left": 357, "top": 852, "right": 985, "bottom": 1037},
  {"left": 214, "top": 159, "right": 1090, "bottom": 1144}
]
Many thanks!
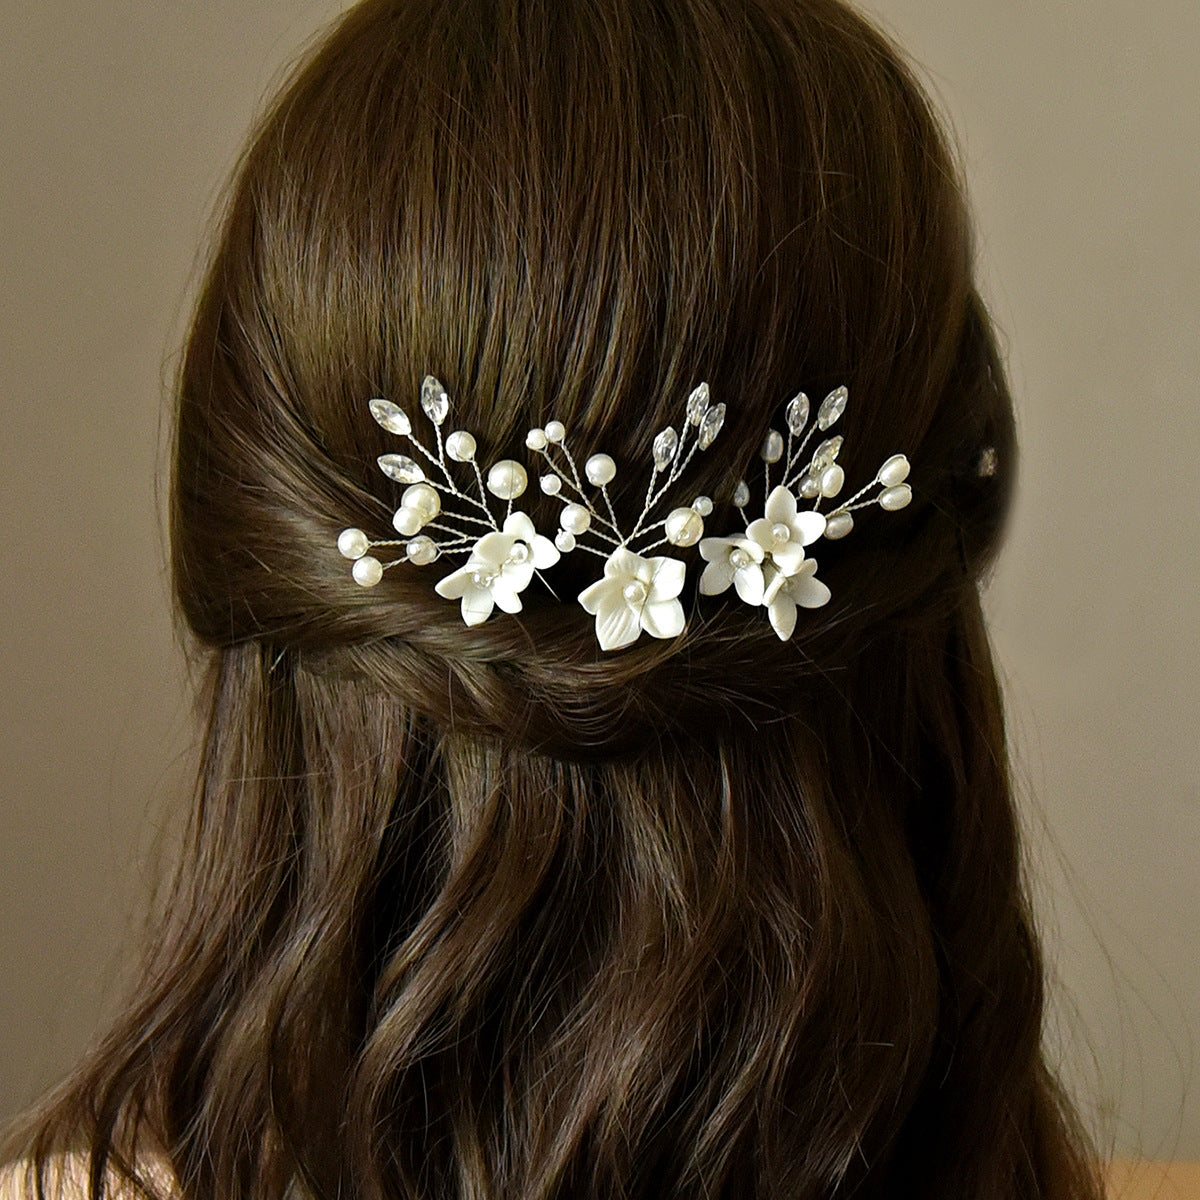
[{"left": 336, "top": 376, "right": 911, "bottom": 651}]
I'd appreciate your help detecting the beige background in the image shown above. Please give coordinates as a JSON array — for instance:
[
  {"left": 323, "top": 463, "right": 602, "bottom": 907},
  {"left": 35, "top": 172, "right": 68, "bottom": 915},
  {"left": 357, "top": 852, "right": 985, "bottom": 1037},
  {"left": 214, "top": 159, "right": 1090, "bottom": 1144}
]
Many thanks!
[{"left": 1, "top": 0, "right": 1196, "bottom": 1160}]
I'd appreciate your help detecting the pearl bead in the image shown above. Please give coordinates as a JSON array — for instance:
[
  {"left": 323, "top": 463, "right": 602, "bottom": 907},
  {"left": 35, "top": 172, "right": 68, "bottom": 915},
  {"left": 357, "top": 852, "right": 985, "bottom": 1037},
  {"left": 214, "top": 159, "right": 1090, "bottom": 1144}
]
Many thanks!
[
  {"left": 879, "top": 483, "right": 912, "bottom": 511},
  {"left": 877, "top": 453, "right": 910, "bottom": 487},
  {"left": 507, "top": 541, "right": 530, "bottom": 564},
  {"left": 824, "top": 511, "right": 854, "bottom": 540},
  {"left": 585, "top": 453, "right": 616, "bottom": 486},
  {"left": 559, "top": 503, "right": 591, "bottom": 534},
  {"left": 401, "top": 482, "right": 440, "bottom": 520},
  {"left": 526, "top": 428, "right": 548, "bottom": 450},
  {"left": 771, "top": 522, "right": 791, "bottom": 543},
  {"left": 486, "top": 459, "right": 528, "bottom": 500},
  {"left": 820, "top": 464, "right": 845, "bottom": 498},
  {"left": 405, "top": 535, "right": 439, "bottom": 564},
  {"left": 555, "top": 530, "right": 576, "bottom": 552},
  {"left": 337, "top": 528, "right": 369, "bottom": 560},
  {"left": 544, "top": 420, "right": 566, "bottom": 443},
  {"left": 540, "top": 473, "right": 562, "bottom": 495},
  {"left": 445, "top": 430, "right": 476, "bottom": 462},
  {"left": 665, "top": 507, "right": 703, "bottom": 547},
  {"left": 729, "top": 547, "right": 750, "bottom": 570},
  {"left": 623, "top": 580, "right": 648, "bottom": 604},
  {"left": 392, "top": 506, "right": 424, "bottom": 536},
  {"left": 352, "top": 556, "right": 383, "bottom": 587}
]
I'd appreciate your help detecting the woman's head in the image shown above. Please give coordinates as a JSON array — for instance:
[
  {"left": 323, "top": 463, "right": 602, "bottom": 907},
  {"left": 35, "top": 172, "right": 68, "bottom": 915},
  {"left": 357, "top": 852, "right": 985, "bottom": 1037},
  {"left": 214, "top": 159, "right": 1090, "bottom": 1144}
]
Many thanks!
[
  {"left": 172, "top": 0, "right": 1013, "bottom": 758},
  {"left": 9, "top": 2, "right": 1102, "bottom": 1199}
]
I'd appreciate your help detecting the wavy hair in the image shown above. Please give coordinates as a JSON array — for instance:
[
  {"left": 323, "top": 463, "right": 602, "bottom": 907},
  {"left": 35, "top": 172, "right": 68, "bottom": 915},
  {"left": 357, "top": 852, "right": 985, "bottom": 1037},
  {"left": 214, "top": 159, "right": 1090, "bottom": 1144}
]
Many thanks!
[{"left": 5, "top": 0, "right": 1105, "bottom": 1197}]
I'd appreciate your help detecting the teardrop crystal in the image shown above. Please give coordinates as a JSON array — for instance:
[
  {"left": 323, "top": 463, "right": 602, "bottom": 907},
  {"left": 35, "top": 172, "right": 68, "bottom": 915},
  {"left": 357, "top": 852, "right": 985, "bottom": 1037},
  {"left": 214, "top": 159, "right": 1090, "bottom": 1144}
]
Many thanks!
[
  {"left": 732, "top": 480, "right": 750, "bottom": 508},
  {"left": 809, "top": 435, "right": 843, "bottom": 473},
  {"left": 686, "top": 382, "right": 710, "bottom": 425},
  {"left": 785, "top": 392, "right": 810, "bottom": 435},
  {"left": 420, "top": 375, "right": 450, "bottom": 425},
  {"left": 798, "top": 474, "right": 821, "bottom": 500},
  {"left": 697, "top": 402, "right": 726, "bottom": 449},
  {"left": 653, "top": 426, "right": 679, "bottom": 470},
  {"left": 369, "top": 398, "right": 412, "bottom": 436},
  {"left": 817, "top": 386, "right": 848, "bottom": 430},
  {"left": 377, "top": 453, "right": 425, "bottom": 484},
  {"left": 761, "top": 429, "right": 784, "bottom": 463}
]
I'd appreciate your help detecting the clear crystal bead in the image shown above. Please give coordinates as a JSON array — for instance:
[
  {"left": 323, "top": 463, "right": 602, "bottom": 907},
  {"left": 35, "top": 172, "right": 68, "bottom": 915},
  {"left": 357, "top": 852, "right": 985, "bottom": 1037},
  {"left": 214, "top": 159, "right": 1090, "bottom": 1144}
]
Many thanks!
[
  {"left": 691, "top": 495, "right": 713, "bottom": 516},
  {"left": 445, "top": 430, "right": 476, "bottom": 461},
  {"left": 378, "top": 453, "right": 425, "bottom": 484},
  {"left": 761, "top": 429, "right": 784, "bottom": 462},
  {"left": 785, "top": 392, "right": 810, "bottom": 435},
  {"left": 405, "top": 535, "right": 439, "bottom": 564},
  {"left": 420, "top": 375, "right": 450, "bottom": 425},
  {"left": 697, "top": 401, "right": 726, "bottom": 449},
  {"left": 653, "top": 426, "right": 679, "bottom": 470},
  {"left": 810, "top": 436, "right": 843, "bottom": 472},
  {"left": 798, "top": 474, "right": 821, "bottom": 500},
  {"left": 686, "top": 382, "right": 710, "bottom": 425},
  {"left": 732, "top": 480, "right": 750, "bottom": 508},
  {"left": 369, "top": 398, "right": 411, "bottom": 436},
  {"left": 817, "top": 385, "right": 848, "bottom": 430}
]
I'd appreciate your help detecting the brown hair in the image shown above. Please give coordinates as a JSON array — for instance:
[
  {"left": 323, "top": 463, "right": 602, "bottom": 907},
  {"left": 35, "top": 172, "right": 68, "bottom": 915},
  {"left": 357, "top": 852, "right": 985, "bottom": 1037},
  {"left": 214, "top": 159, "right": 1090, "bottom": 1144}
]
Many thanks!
[{"left": 5, "top": 0, "right": 1105, "bottom": 1197}]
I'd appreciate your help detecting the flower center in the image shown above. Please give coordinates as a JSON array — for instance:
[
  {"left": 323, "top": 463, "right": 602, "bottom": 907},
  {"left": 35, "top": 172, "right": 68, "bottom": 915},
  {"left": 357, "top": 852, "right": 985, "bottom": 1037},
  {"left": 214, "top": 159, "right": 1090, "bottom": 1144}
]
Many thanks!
[
  {"left": 729, "top": 547, "right": 751, "bottom": 570},
  {"left": 472, "top": 567, "right": 497, "bottom": 589},
  {"left": 623, "top": 580, "right": 648, "bottom": 605},
  {"left": 771, "top": 522, "right": 791, "bottom": 544},
  {"left": 507, "top": 541, "right": 530, "bottom": 565}
]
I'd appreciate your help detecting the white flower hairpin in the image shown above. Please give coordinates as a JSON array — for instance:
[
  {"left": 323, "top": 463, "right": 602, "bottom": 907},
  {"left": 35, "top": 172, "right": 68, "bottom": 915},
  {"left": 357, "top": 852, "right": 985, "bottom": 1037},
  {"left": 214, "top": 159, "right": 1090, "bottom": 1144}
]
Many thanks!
[{"left": 337, "top": 375, "right": 911, "bottom": 651}]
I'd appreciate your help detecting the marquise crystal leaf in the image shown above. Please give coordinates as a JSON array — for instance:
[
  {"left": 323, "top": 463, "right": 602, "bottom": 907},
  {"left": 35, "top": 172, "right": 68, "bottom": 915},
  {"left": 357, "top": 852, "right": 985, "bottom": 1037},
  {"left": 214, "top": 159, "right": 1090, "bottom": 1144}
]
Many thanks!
[
  {"left": 785, "top": 392, "right": 810, "bottom": 435},
  {"left": 653, "top": 426, "right": 679, "bottom": 470},
  {"left": 686, "top": 382, "right": 710, "bottom": 425},
  {"left": 378, "top": 453, "right": 425, "bottom": 484},
  {"left": 420, "top": 375, "right": 450, "bottom": 425},
  {"left": 697, "top": 401, "right": 726, "bottom": 449},
  {"left": 817, "top": 386, "right": 848, "bottom": 430},
  {"left": 369, "top": 398, "right": 412, "bottom": 436}
]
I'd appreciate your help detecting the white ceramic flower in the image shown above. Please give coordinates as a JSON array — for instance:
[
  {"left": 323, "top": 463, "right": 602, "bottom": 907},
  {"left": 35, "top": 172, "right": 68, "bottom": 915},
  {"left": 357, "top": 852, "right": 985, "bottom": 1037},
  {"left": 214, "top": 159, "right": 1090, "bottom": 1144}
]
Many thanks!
[
  {"left": 761, "top": 559, "right": 831, "bottom": 640},
  {"left": 434, "top": 512, "right": 560, "bottom": 626},
  {"left": 744, "top": 485, "right": 827, "bottom": 576},
  {"left": 577, "top": 546, "right": 687, "bottom": 651},
  {"left": 697, "top": 534, "right": 766, "bottom": 604}
]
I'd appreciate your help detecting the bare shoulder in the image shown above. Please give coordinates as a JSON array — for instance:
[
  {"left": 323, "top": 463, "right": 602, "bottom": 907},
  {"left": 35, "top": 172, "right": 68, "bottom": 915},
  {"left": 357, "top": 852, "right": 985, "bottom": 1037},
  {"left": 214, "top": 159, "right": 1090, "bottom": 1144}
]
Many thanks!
[
  {"left": 0, "top": 1153, "right": 176, "bottom": 1200},
  {"left": 1107, "top": 1160, "right": 1200, "bottom": 1199}
]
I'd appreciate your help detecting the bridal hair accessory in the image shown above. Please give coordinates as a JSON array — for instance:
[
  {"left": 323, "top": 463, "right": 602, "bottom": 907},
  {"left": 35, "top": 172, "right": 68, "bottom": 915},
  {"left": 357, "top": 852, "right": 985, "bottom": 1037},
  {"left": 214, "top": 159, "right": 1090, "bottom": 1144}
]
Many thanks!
[{"left": 337, "top": 376, "right": 911, "bottom": 651}]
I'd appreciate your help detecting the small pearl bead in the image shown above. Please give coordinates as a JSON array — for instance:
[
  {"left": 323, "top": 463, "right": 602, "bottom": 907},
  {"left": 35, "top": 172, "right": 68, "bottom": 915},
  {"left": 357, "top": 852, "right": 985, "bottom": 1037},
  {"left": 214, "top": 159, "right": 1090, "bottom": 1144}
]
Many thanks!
[
  {"left": 392, "top": 506, "right": 424, "bottom": 536},
  {"left": 405, "top": 536, "right": 439, "bottom": 564},
  {"left": 526, "top": 428, "right": 548, "bottom": 450},
  {"left": 559, "top": 503, "right": 591, "bottom": 534},
  {"left": 729, "top": 547, "right": 750, "bottom": 570},
  {"left": 540, "top": 473, "right": 562, "bottom": 495},
  {"left": 338, "top": 528, "right": 369, "bottom": 560},
  {"left": 352, "top": 556, "right": 383, "bottom": 587},
  {"left": 879, "top": 483, "right": 912, "bottom": 511},
  {"left": 824, "top": 511, "right": 854, "bottom": 540},
  {"left": 507, "top": 541, "right": 530, "bottom": 564},
  {"left": 486, "top": 459, "right": 528, "bottom": 500},
  {"left": 585, "top": 453, "right": 616, "bottom": 486},
  {"left": 555, "top": 530, "right": 576, "bottom": 552},
  {"left": 472, "top": 567, "right": 497, "bottom": 588},
  {"left": 623, "top": 580, "right": 647, "bottom": 604},
  {"left": 820, "top": 464, "right": 845, "bottom": 498},
  {"left": 877, "top": 453, "right": 910, "bottom": 487},
  {"left": 544, "top": 420, "right": 566, "bottom": 443},
  {"left": 445, "top": 430, "right": 476, "bottom": 462}
]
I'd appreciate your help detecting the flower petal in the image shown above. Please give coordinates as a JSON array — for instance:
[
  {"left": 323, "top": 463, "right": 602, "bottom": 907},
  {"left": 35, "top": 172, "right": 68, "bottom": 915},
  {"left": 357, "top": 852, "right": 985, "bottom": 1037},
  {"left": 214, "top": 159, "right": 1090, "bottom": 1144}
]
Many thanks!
[
  {"left": 594, "top": 600, "right": 643, "bottom": 651},
  {"left": 793, "top": 510, "right": 827, "bottom": 546},
  {"left": 434, "top": 564, "right": 474, "bottom": 599},
  {"left": 640, "top": 597, "right": 685, "bottom": 640},
  {"left": 761, "top": 562, "right": 787, "bottom": 606},
  {"left": 604, "top": 545, "right": 642, "bottom": 579},
  {"left": 764, "top": 485, "right": 798, "bottom": 524},
  {"left": 790, "top": 572, "right": 831, "bottom": 609},
  {"left": 500, "top": 560, "right": 535, "bottom": 592},
  {"left": 699, "top": 535, "right": 738, "bottom": 563},
  {"left": 489, "top": 578, "right": 524, "bottom": 614},
  {"left": 647, "top": 555, "right": 686, "bottom": 600},
  {"left": 578, "top": 575, "right": 625, "bottom": 615},
  {"left": 769, "top": 542, "right": 807, "bottom": 575},
  {"left": 745, "top": 518, "right": 775, "bottom": 550},
  {"left": 767, "top": 595, "right": 797, "bottom": 640},
  {"left": 459, "top": 587, "right": 495, "bottom": 626},
  {"left": 699, "top": 559, "right": 734, "bottom": 596},
  {"left": 733, "top": 563, "right": 765, "bottom": 605},
  {"left": 474, "top": 531, "right": 516, "bottom": 566},
  {"left": 529, "top": 534, "right": 561, "bottom": 570},
  {"left": 502, "top": 512, "right": 538, "bottom": 542}
]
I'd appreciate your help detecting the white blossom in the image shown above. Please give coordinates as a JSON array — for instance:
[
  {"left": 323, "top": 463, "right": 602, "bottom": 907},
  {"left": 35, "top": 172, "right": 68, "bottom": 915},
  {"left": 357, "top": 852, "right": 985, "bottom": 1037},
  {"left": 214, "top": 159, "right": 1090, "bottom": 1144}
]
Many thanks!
[
  {"left": 762, "top": 559, "right": 831, "bottom": 640},
  {"left": 577, "top": 546, "right": 686, "bottom": 651}
]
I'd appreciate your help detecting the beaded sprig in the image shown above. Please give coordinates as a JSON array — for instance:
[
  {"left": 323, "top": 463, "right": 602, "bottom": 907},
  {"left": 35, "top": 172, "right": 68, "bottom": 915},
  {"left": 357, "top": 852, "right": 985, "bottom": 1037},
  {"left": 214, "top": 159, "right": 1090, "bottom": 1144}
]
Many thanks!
[{"left": 337, "top": 376, "right": 911, "bottom": 650}]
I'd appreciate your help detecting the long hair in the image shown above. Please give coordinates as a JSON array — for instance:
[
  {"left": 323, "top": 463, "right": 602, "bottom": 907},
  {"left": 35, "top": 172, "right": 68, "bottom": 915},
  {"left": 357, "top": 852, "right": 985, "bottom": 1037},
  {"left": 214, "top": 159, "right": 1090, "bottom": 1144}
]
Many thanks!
[{"left": 5, "top": 0, "right": 1105, "bottom": 1197}]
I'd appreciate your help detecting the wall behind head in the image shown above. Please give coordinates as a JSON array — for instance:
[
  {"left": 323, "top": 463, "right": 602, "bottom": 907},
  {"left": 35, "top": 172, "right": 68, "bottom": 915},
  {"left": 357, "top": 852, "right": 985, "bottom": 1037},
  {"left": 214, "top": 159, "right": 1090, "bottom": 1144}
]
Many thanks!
[{"left": 1, "top": 0, "right": 1195, "bottom": 1162}]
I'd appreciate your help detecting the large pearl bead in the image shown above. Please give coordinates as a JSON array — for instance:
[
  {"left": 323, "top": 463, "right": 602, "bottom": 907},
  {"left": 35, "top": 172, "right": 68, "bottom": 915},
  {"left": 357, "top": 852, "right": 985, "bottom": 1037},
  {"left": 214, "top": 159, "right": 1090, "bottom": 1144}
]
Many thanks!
[
  {"left": 585, "top": 453, "right": 616, "bottom": 486},
  {"left": 352, "top": 556, "right": 383, "bottom": 587},
  {"left": 486, "top": 459, "right": 528, "bottom": 500},
  {"left": 559, "top": 503, "right": 591, "bottom": 534},
  {"left": 665, "top": 507, "right": 703, "bottom": 547},
  {"left": 401, "top": 482, "right": 441, "bottom": 521},
  {"left": 338, "top": 528, "right": 369, "bottom": 560}
]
